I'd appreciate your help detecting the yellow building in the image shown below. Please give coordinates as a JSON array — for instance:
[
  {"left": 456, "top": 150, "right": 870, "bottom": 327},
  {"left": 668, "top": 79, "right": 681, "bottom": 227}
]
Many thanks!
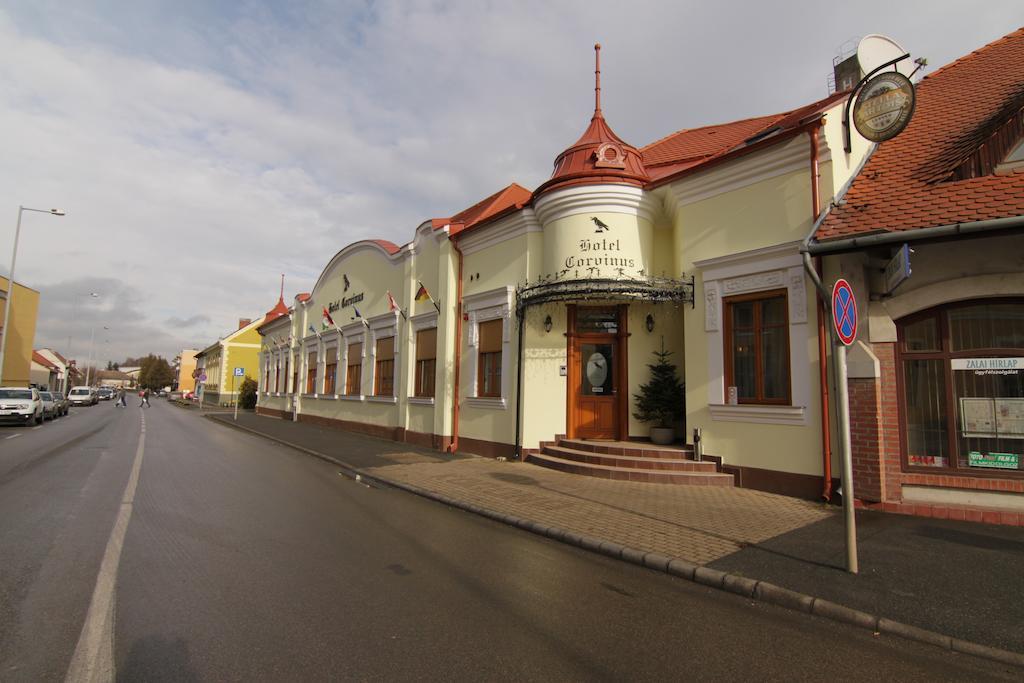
[
  {"left": 0, "top": 276, "right": 41, "bottom": 387},
  {"left": 176, "top": 349, "right": 199, "bottom": 393},
  {"left": 196, "top": 318, "right": 264, "bottom": 406}
]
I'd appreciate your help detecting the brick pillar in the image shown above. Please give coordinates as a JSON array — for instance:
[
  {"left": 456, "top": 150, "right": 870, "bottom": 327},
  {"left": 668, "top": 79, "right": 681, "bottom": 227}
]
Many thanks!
[
  {"left": 849, "top": 375, "right": 884, "bottom": 502},
  {"left": 875, "top": 342, "right": 903, "bottom": 502}
]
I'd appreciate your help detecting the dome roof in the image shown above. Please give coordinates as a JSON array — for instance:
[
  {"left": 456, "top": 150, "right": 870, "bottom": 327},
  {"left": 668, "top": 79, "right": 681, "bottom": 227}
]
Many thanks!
[{"left": 535, "top": 44, "right": 649, "bottom": 198}]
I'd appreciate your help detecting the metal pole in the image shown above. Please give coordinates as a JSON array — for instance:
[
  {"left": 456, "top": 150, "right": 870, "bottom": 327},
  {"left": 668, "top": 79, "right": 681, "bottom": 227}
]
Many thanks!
[
  {"left": 85, "top": 325, "right": 96, "bottom": 387},
  {"left": 233, "top": 373, "right": 238, "bottom": 421},
  {"left": 0, "top": 207, "right": 24, "bottom": 384},
  {"left": 834, "top": 342, "right": 859, "bottom": 574}
]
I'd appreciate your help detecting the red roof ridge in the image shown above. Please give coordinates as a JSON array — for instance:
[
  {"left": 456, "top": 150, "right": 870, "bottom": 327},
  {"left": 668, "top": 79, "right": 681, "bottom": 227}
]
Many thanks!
[
  {"left": 32, "top": 350, "right": 58, "bottom": 369},
  {"left": 923, "top": 26, "right": 1024, "bottom": 82},
  {"left": 447, "top": 183, "right": 533, "bottom": 235},
  {"left": 641, "top": 113, "right": 782, "bottom": 155},
  {"left": 370, "top": 239, "right": 400, "bottom": 254}
]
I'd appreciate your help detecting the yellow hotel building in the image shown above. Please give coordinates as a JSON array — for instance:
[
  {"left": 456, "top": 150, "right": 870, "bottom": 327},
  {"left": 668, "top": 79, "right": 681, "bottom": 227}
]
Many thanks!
[
  {"left": 259, "top": 33, "right": 1024, "bottom": 512},
  {"left": 0, "top": 276, "right": 41, "bottom": 387}
]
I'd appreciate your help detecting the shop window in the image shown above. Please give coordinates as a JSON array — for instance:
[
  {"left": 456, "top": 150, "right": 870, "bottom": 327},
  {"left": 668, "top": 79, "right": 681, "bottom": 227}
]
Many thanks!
[
  {"left": 723, "top": 290, "right": 790, "bottom": 404},
  {"left": 477, "top": 319, "right": 502, "bottom": 397},
  {"left": 346, "top": 342, "right": 362, "bottom": 396},
  {"left": 323, "top": 351, "right": 337, "bottom": 395},
  {"left": 306, "top": 351, "right": 317, "bottom": 394},
  {"left": 898, "top": 300, "right": 1024, "bottom": 475},
  {"left": 415, "top": 328, "right": 437, "bottom": 398},
  {"left": 375, "top": 337, "right": 395, "bottom": 396}
]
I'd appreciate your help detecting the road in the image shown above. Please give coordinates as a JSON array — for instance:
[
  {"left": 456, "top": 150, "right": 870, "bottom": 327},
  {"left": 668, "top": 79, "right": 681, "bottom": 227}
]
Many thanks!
[{"left": 0, "top": 401, "right": 1018, "bottom": 681}]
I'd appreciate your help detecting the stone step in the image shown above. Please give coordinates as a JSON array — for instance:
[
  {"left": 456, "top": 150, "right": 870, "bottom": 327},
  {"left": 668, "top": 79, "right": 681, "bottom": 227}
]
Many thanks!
[
  {"left": 543, "top": 445, "right": 718, "bottom": 472},
  {"left": 528, "top": 452, "right": 734, "bottom": 486},
  {"left": 559, "top": 439, "right": 695, "bottom": 460}
]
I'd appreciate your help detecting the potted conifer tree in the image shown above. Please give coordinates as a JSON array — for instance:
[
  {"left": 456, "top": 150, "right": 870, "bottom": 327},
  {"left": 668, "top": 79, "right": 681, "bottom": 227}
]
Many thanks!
[{"left": 632, "top": 346, "right": 685, "bottom": 445}]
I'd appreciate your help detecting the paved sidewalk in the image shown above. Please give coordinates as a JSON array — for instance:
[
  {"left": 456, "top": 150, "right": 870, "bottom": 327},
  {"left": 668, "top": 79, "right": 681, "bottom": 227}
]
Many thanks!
[{"left": 206, "top": 409, "right": 1024, "bottom": 656}]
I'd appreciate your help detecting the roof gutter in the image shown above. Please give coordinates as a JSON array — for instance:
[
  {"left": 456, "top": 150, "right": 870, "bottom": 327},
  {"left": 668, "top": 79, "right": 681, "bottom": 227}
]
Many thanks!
[{"left": 805, "top": 214, "right": 1024, "bottom": 256}]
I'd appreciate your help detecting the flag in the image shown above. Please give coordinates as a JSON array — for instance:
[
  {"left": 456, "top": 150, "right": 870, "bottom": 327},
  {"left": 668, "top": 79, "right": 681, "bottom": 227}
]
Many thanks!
[
  {"left": 415, "top": 281, "right": 440, "bottom": 312},
  {"left": 308, "top": 324, "right": 321, "bottom": 338},
  {"left": 351, "top": 306, "right": 369, "bottom": 327},
  {"left": 386, "top": 290, "right": 407, "bottom": 319},
  {"left": 322, "top": 306, "right": 336, "bottom": 330}
]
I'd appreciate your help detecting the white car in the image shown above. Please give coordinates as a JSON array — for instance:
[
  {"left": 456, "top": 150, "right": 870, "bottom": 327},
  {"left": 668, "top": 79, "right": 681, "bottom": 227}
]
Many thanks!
[
  {"left": 38, "top": 391, "right": 58, "bottom": 420},
  {"left": 0, "top": 387, "right": 44, "bottom": 426},
  {"left": 68, "top": 386, "right": 98, "bottom": 407}
]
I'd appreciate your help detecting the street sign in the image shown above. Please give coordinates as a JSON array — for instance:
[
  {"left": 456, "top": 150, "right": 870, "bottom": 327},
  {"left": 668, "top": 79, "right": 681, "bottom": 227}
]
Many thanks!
[
  {"left": 233, "top": 367, "right": 244, "bottom": 377},
  {"left": 832, "top": 279, "right": 858, "bottom": 346},
  {"left": 199, "top": 373, "right": 208, "bottom": 382},
  {"left": 883, "top": 244, "right": 912, "bottom": 293}
]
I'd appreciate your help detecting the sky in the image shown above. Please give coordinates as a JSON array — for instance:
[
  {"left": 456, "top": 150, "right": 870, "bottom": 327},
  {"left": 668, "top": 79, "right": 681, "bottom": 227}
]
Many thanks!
[{"left": 1, "top": 1, "right": 1021, "bottom": 367}]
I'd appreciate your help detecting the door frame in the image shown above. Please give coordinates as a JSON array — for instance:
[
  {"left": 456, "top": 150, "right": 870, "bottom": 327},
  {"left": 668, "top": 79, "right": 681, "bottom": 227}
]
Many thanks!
[{"left": 566, "top": 304, "right": 629, "bottom": 440}]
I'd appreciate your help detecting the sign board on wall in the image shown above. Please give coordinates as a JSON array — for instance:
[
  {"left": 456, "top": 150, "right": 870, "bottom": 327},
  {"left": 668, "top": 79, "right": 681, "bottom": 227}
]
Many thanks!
[
  {"left": 831, "top": 279, "right": 858, "bottom": 346},
  {"left": 883, "top": 244, "right": 912, "bottom": 293}
]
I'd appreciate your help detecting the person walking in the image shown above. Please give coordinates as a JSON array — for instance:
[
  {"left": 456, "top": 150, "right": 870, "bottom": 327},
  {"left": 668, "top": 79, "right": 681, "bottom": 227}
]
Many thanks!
[
  {"left": 119, "top": 387, "right": 127, "bottom": 407},
  {"left": 143, "top": 387, "right": 151, "bottom": 407}
]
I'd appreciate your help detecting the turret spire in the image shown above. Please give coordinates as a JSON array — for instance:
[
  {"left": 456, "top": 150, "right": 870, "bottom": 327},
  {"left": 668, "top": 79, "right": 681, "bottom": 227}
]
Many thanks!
[
  {"left": 279, "top": 273, "right": 285, "bottom": 302},
  {"left": 594, "top": 43, "right": 602, "bottom": 116}
]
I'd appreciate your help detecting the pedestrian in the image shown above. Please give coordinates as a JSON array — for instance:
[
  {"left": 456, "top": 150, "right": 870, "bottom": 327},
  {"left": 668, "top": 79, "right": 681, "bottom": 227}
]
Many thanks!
[
  {"left": 139, "top": 389, "right": 146, "bottom": 407},
  {"left": 120, "top": 388, "right": 127, "bottom": 407},
  {"left": 143, "top": 387, "right": 151, "bottom": 407}
]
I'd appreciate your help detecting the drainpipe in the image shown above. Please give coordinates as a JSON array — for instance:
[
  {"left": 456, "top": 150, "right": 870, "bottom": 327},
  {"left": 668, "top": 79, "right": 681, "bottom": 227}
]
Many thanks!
[
  {"left": 513, "top": 305, "right": 526, "bottom": 460},
  {"left": 808, "top": 125, "right": 833, "bottom": 502},
  {"left": 447, "top": 237, "right": 465, "bottom": 454}
]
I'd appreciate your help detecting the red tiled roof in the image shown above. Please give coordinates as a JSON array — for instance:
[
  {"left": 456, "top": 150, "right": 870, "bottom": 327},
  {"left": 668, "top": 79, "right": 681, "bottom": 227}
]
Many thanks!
[
  {"left": 370, "top": 239, "right": 400, "bottom": 254},
  {"left": 296, "top": 292, "right": 310, "bottom": 302},
  {"left": 448, "top": 183, "right": 533, "bottom": 237},
  {"left": 643, "top": 91, "right": 849, "bottom": 184},
  {"left": 818, "top": 27, "right": 1024, "bottom": 241}
]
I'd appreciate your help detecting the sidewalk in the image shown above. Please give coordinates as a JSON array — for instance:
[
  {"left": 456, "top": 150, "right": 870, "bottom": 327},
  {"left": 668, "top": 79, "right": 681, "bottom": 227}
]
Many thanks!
[{"left": 208, "top": 410, "right": 1024, "bottom": 658}]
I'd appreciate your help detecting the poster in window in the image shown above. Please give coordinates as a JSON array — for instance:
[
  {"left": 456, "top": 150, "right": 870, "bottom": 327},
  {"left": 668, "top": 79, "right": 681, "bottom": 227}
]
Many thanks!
[
  {"left": 995, "top": 398, "right": 1024, "bottom": 438},
  {"left": 960, "top": 398, "right": 996, "bottom": 437}
]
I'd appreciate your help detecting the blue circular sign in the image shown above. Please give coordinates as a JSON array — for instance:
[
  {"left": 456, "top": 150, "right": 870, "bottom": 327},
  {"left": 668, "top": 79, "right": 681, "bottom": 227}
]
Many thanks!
[{"left": 832, "top": 279, "right": 858, "bottom": 346}]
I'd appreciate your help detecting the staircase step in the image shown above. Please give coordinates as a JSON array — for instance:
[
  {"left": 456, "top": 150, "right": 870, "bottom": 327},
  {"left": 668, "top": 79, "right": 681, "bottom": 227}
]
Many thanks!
[
  {"left": 559, "top": 439, "right": 695, "bottom": 460},
  {"left": 543, "top": 445, "right": 718, "bottom": 472},
  {"left": 528, "top": 452, "right": 734, "bottom": 486}
]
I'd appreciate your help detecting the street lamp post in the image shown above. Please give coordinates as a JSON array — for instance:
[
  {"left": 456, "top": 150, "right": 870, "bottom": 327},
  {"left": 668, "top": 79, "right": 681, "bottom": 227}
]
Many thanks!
[
  {"left": 86, "top": 325, "right": 108, "bottom": 387},
  {"left": 64, "top": 291, "right": 99, "bottom": 393},
  {"left": 0, "top": 206, "right": 65, "bottom": 384}
]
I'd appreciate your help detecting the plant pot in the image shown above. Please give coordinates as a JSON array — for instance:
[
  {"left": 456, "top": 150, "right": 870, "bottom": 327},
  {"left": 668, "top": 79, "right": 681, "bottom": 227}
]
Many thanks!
[{"left": 649, "top": 426, "right": 674, "bottom": 445}]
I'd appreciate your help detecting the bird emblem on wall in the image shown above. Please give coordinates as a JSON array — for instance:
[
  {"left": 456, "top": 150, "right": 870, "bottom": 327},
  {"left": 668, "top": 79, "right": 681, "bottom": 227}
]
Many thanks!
[
  {"left": 343, "top": 274, "right": 351, "bottom": 291},
  {"left": 590, "top": 217, "right": 610, "bottom": 233}
]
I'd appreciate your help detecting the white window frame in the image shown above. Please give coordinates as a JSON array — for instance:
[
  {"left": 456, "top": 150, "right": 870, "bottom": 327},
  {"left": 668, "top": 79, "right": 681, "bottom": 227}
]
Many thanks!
[
  {"left": 340, "top": 321, "right": 367, "bottom": 400},
  {"left": 409, "top": 310, "right": 439, "bottom": 405},
  {"left": 464, "top": 286, "right": 513, "bottom": 409},
  {"left": 696, "top": 242, "right": 809, "bottom": 425},
  {"left": 367, "top": 312, "right": 399, "bottom": 403}
]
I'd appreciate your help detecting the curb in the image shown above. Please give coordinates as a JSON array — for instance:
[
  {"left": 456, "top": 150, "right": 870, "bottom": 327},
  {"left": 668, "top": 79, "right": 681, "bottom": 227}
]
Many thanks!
[{"left": 207, "top": 415, "right": 1024, "bottom": 669}]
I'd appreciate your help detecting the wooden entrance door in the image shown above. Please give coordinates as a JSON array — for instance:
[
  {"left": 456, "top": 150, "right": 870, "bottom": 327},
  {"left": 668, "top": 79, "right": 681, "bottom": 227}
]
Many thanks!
[{"left": 568, "top": 305, "right": 628, "bottom": 440}]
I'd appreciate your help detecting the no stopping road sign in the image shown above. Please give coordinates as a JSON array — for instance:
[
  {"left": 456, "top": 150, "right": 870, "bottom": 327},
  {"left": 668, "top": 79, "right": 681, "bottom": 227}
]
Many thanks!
[{"left": 832, "top": 278, "right": 858, "bottom": 346}]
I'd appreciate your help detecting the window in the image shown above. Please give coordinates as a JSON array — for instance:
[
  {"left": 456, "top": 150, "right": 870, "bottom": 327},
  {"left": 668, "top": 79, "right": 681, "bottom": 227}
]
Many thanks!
[
  {"left": 375, "top": 337, "right": 395, "bottom": 396},
  {"left": 274, "top": 359, "right": 281, "bottom": 393},
  {"left": 346, "top": 342, "right": 362, "bottom": 395},
  {"left": 291, "top": 357, "right": 298, "bottom": 394},
  {"left": 723, "top": 290, "right": 790, "bottom": 404},
  {"left": 899, "top": 300, "right": 1024, "bottom": 474},
  {"left": 306, "top": 351, "right": 317, "bottom": 394},
  {"left": 323, "top": 350, "right": 337, "bottom": 395},
  {"left": 477, "top": 319, "right": 502, "bottom": 397},
  {"left": 415, "top": 328, "right": 437, "bottom": 398}
]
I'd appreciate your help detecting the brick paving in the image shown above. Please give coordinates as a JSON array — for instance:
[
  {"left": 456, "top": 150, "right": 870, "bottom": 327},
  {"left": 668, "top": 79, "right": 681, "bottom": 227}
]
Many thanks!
[{"left": 366, "top": 458, "right": 833, "bottom": 565}]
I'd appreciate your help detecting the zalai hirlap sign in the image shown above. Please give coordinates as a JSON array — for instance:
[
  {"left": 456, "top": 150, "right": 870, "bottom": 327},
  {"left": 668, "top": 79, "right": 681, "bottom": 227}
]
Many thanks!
[{"left": 951, "top": 358, "right": 1023, "bottom": 374}]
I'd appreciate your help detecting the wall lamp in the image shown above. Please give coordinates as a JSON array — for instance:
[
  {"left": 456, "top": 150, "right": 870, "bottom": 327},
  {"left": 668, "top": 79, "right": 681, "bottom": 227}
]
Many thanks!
[
  {"left": 646, "top": 313, "right": 655, "bottom": 333},
  {"left": 543, "top": 315, "right": 553, "bottom": 333}
]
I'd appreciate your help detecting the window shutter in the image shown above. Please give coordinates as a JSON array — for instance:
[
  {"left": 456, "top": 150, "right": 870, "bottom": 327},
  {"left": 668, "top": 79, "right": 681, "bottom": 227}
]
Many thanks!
[
  {"left": 479, "top": 319, "right": 502, "bottom": 353},
  {"left": 376, "top": 336, "right": 395, "bottom": 361},
  {"left": 348, "top": 342, "right": 362, "bottom": 362},
  {"left": 416, "top": 328, "right": 437, "bottom": 360}
]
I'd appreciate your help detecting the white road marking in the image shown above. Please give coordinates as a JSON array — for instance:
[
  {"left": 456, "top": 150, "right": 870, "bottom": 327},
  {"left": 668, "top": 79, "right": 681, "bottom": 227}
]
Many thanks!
[
  {"left": 64, "top": 412, "right": 146, "bottom": 683},
  {"left": 5, "top": 433, "right": 21, "bottom": 440}
]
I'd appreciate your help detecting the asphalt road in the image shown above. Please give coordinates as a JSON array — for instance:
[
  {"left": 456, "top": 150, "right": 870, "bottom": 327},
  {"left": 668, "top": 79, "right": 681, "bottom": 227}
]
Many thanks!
[{"left": 0, "top": 401, "right": 1019, "bottom": 681}]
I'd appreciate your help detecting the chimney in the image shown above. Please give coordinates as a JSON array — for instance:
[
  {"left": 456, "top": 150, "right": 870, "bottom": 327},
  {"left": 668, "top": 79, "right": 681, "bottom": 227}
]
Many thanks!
[{"left": 238, "top": 318, "right": 251, "bottom": 330}]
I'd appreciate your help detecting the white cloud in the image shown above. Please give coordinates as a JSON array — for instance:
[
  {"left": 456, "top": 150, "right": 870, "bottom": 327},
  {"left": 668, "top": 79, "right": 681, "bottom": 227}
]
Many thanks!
[{"left": 1, "top": 0, "right": 1021, "bottom": 363}]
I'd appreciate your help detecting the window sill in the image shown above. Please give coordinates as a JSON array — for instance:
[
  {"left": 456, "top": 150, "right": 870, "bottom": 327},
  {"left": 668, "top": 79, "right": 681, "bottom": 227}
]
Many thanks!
[
  {"left": 464, "top": 396, "right": 507, "bottom": 410},
  {"left": 339, "top": 394, "right": 364, "bottom": 401},
  {"left": 408, "top": 396, "right": 435, "bottom": 406},
  {"left": 367, "top": 395, "right": 397, "bottom": 404},
  {"left": 708, "top": 403, "right": 805, "bottom": 425}
]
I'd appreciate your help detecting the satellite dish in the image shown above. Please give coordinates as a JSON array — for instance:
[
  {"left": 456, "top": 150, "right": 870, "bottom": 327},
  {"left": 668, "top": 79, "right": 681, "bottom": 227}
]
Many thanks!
[{"left": 857, "top": 34, "right": 913, "bottom": 76}]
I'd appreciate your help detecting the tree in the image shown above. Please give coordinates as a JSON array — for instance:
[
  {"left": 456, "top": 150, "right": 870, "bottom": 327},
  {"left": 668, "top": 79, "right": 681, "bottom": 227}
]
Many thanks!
[
  {"left": 238, "top": 376, "right": 258, "bottom": 410},
  {"left": 138, "top": 354, "right": 175, "bottom": 390},
  {"left": 632, "top": 345, "right": 685, "bottom": 428}
]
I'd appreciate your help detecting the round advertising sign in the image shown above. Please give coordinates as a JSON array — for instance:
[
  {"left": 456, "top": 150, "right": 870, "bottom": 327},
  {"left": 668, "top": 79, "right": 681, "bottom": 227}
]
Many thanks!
[
  {"left": 853, "top": 71, "right": 915, "bottom": 143},
  {"left": 831, "top": 279, "right": 858, "bottom": 346}
]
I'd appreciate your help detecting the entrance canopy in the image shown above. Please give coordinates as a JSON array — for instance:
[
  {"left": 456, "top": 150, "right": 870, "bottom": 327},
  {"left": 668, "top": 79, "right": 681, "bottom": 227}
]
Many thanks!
[{"left": 516, "top": 276, "right": 693, "bottom": 314}]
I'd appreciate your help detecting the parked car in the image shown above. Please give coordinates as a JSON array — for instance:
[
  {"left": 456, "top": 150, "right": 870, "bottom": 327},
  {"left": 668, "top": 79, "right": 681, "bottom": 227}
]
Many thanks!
[
  {"left": 52, "top": 391, "right": 70, "bottom": 416},
  {"left": 97, "top": 387, "right": 114, "bottom": 401},
  {"left": 38, "top": 391, "right": 58, "bottom": 420},
  {"left": 0, "top": 387, "right": 44, "bottom": 425},
  {"left": 68, "top": 386, "right": 98, "bottom": 407}
]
